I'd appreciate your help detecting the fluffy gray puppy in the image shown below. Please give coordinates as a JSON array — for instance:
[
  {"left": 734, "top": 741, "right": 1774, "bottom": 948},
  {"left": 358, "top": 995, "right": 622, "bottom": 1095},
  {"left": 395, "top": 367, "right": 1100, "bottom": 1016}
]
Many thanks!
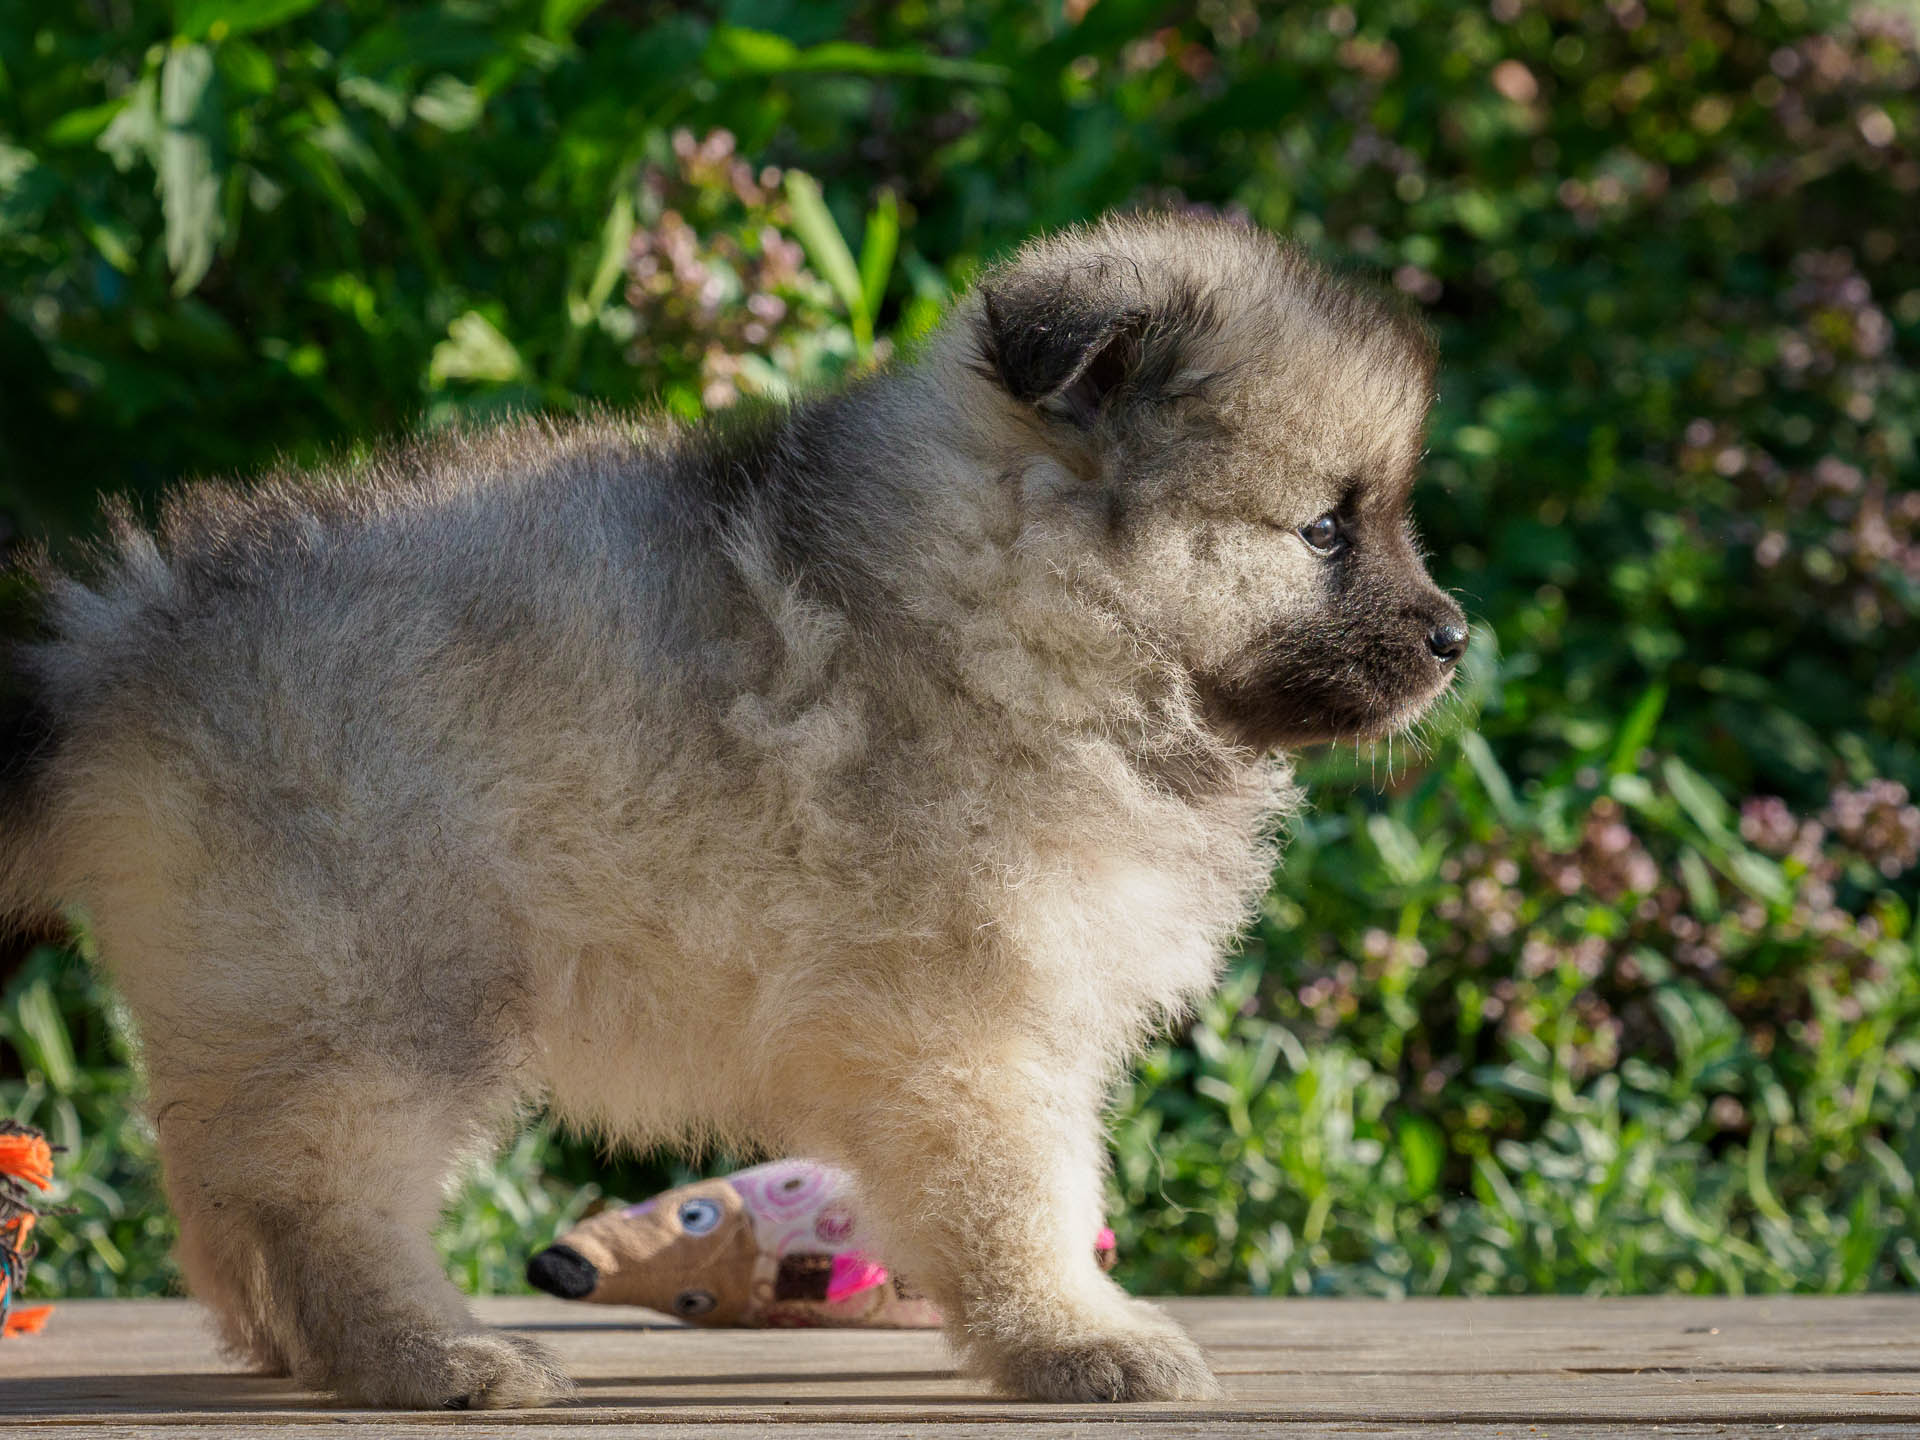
[{"left": 0, "top": 213, "right": 1465, "bottom": 1408}]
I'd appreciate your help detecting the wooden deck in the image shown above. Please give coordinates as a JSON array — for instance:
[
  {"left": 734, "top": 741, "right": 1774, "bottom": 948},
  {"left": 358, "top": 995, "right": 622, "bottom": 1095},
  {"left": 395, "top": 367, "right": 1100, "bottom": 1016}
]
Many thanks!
[{"left": 6, "top": 1294, "right": 1920, "bottom": 1436}]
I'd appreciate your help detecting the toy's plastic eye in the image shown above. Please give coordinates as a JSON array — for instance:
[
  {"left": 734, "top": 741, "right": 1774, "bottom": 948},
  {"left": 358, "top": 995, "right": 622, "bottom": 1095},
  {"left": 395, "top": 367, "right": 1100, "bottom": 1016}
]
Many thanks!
[
  {"left": 1300, "top": 513, "right": 1343, "bottom": 553},
  {"left": 677, "top": 1197, "right": 722, "bottom": 1235},
  {"left": 672, "top": 1289, "right": 716, "bottom": 1318}
]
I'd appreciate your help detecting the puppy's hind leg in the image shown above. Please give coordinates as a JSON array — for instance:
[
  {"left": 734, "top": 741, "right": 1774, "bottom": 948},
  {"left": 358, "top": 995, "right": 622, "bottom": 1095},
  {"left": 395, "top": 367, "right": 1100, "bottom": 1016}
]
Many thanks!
[
  {"left": 150, "top": 1054, "right": 572, "bottom": 1410},
  {"left": 123, "top": 908, "right": 567, "bottom": 1407},
  {"left": 162, "top": 1147, "right": 287, "bottom": 1377}
]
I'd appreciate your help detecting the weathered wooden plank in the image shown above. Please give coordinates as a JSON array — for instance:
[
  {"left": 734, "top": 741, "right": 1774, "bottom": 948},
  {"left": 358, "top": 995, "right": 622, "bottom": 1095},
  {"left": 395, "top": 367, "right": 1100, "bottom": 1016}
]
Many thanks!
[
  {"left": 4, "top": 1295, "right": 1919, "bottom": 1432},
  {"left": 28, "top": 1428, "right": 1920, "bottom": 1440}
]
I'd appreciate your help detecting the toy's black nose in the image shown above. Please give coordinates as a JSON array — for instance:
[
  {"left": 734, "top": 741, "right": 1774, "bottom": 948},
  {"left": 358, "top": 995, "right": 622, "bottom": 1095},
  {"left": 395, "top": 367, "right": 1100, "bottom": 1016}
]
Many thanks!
[
  {"left": 1427, "top": 622, "right": 1468, "bottom": 664},
  {"left": 526, "top": 1243, "right": 599, "bottom": 1300}
]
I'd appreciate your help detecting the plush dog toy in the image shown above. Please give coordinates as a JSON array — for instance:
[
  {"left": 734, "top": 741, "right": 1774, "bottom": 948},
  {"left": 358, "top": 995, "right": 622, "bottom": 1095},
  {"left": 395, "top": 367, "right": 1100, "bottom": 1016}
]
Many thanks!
[{"left": 527, "top": 1158, "right": 1115, "bottom": 1328}]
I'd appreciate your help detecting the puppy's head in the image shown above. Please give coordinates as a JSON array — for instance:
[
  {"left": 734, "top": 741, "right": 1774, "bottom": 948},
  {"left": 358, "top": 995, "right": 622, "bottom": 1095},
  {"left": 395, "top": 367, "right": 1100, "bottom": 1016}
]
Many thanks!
[{"left": 967, "top": 212, "right": 1466, "bottom": 751}]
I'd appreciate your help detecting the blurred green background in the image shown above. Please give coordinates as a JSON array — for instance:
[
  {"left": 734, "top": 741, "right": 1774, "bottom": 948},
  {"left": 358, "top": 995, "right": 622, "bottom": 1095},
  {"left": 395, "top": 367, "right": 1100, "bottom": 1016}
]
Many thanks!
[{"left": 4, "top": 0, "right": 1919, "bottom": 1301}]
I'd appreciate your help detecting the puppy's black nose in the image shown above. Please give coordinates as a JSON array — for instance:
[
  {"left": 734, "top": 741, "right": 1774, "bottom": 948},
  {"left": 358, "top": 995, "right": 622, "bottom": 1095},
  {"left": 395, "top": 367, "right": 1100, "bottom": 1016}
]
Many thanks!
[
  {"left": 526, "top": 1243, "right": 599, "bottom": 1300},
  {"left": 1427, "top": 622, "right": 1468, "bottom": 664}
]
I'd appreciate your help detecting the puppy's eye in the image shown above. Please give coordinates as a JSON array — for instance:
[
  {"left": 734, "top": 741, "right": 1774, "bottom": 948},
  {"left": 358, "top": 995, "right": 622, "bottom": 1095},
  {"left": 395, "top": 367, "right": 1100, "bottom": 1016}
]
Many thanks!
[
  {"left": 677, "top": 1198, "right": 722, "bottom": 1234},
  {"left": 1300, "top": 513, "right": 1344, "bottom": 553},
  {"left": 672, "top": 1289, "right": 717, "bottom": 1318}
]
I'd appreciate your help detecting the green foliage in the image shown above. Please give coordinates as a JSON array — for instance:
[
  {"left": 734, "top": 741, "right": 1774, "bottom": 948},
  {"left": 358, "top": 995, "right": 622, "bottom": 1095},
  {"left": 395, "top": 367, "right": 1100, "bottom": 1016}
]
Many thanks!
[
  {"left": 435, "top": 1126, "right": 604, "bottom": 1298},
  {"left": 2, "top": 0, "right": 1917, "bottom": 1301},
  {"left": 1109, "top": 748, "right": 1920, "bottom": 1296}
]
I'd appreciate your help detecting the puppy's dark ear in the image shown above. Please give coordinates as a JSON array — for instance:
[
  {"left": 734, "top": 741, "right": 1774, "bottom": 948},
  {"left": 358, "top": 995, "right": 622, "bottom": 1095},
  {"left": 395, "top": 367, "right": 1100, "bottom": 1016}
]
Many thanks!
[{"left": 980, "top": 265, "right": 1150, "bottom": 428}]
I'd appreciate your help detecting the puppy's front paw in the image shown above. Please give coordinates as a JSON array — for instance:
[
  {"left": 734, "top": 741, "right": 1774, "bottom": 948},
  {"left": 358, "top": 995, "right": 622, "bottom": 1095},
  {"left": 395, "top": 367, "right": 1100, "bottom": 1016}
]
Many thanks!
[
  {"left": 330, "top": 1329, "right": 575, "bottom": 1410},
  {"left": 991, "top": 1322, "right": 1221, "bottom": 1403}
]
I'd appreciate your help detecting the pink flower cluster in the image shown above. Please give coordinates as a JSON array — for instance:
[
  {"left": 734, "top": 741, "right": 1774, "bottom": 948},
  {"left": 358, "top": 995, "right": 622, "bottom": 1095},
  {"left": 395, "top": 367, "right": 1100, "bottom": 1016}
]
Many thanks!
[{"left": 623, "top": 129, "right": 835, "bottom": 410}]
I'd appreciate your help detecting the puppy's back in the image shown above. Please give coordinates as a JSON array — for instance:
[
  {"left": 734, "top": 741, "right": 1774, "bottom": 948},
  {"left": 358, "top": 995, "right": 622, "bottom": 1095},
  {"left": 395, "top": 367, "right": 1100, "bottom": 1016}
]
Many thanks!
[{"left": 9, "top": 416, "right": 741, "bottom": 916}]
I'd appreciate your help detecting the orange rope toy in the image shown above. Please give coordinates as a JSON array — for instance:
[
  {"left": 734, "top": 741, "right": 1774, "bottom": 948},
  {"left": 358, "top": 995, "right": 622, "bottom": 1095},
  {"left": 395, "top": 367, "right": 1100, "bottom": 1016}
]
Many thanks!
[{"left": 0, "top": 1121, "right": 54, "bottom": 1336}]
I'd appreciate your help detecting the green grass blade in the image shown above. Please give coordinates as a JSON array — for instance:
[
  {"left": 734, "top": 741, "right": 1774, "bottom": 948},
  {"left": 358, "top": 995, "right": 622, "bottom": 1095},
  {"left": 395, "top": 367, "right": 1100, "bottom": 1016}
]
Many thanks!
[
  {"left": 784, "top": 170, "right": 870, "bottom": 358},
  {"left": 858, "top": 188, "right": 899, "bottom": 326}
]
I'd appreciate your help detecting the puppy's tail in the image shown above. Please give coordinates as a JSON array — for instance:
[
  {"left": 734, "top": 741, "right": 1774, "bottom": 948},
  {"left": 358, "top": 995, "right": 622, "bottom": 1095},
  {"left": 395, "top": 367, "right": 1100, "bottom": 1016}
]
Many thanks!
[
  {"left": 0, "top": 683, "right": 61, "bottom": 928},
  {"left": 0, "top": 578, "right": 64, "bottom": 933}
]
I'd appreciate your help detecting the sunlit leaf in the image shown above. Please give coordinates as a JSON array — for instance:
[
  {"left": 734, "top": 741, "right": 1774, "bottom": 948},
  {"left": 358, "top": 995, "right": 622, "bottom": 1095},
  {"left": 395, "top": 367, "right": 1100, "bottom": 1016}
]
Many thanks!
[
  {"left": 158, "top": 43, "right": 224, "bottom": 296},
  {"left": 704, "top": 27, "right": 1008, "bottom": 83},
  {"left": 541, "top": 0, "right": 607, "bottom": 41},
  {"left": 1608, "top": 682, "right": 1667, "bottom": 776},
  {"left": 413, "top": 75, "right": 484, "bottom": 132},
  {"left": 96, "top": 73, "right": 159, "bottom": 172},
  {"left": 430, "top": 311, "right": 524, "bottom": 386},
  {"left": 1458, "top": 731, "right": 1521, "bottom": 828},
  {"left": 1662, "top": 756, "right": 1733, "bottom": 842},
  {"left": 11, "top": 978, "right": 79, "bottom": 1093},
  {"left": 858, "top": 188, "right": 898, "bottom": 324},
  {"left": 46, "top": 99, "right": 131, "bottom": 148},
  {"left": 784, "top": 170, "right": 870, "bottom": 356},
  {"left": 1397, "top": 1116, "right": 1444, "bottom": 1200}
]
